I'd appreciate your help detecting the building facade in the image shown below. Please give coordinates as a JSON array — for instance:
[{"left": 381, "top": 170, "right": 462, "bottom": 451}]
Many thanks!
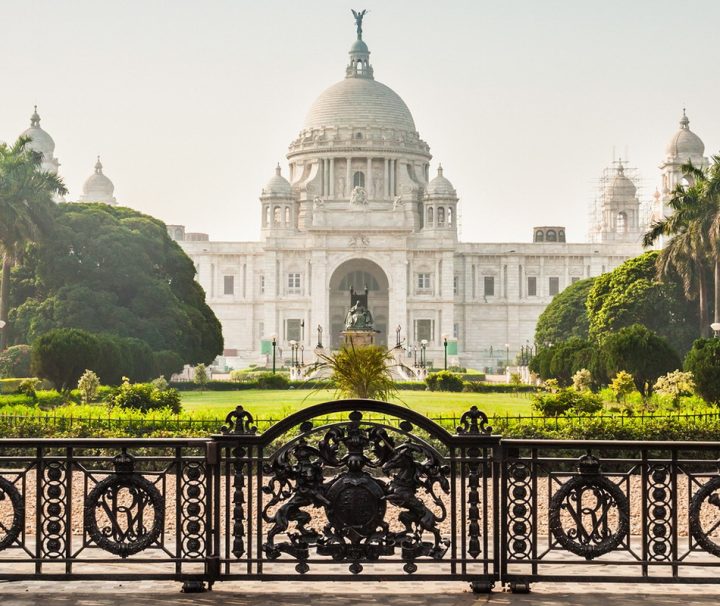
[{"left": 15, "top": 22, "right": 709, "bottom": 372}]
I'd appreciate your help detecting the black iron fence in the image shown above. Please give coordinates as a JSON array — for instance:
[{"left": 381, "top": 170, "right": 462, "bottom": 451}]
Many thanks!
[{"left": 1, "top": 399, "right": 720, "bottom": 593}]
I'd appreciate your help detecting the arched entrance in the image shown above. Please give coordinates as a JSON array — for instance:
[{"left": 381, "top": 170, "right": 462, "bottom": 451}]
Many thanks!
[{"left": 329, "top": 259, "right": 389, "bottom": 348}]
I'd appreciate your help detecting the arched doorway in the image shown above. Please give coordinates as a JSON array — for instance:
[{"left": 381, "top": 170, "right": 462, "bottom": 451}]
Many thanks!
[{"left": 329, "top": 259, "right": 389, "bottom": 348}]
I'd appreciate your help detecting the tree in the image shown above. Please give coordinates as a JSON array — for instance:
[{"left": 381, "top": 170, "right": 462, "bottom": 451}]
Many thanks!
[
  {"left": 31, "top": 328, "right": 100, "bottom": 392},
  {"left": 586, "top": 252, "right": 697, "bottom": 355},
  {"left": 0, "top": 136, "right": 67, "bottom": 350},
  {"left": 684, "top": 339, "right": 720, "bottom": 405},
  {"left": 610, "top": 371, "right": 636, "bottom": 403},
  {"left": 193, "top": 363, "right": 209, "bottom": 392},
  {"left": 644, "top": 156, "right": 720, "bottom": 336},
  {"left": 9, "top": 204, "right": 222, "bottom": 364},
  {"left": 548, "top": 338, "right": 594, "bottom": 386},
  {"left": 602, "top": 324, "right": 681, "bottom": 396},
  {"left": 572, "top": 368, "right": 592, "bottom": 392},
  {"left": 0, "top": 344, "right": 32, "bottom": 378},
  {"left": 534, "top": 277, "right": 595, "bottom": 345},
  {"left": 77, "top": 369, "right": 100, "bottom": 404}
]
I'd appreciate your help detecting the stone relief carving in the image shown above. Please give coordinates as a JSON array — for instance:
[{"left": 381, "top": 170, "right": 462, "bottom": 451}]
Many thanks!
[
  {"left": 349, "top": 233, "right": 370, "bottom": 248},
  {"left": 313, "top": 196, "right": 324, "bottom": 209},
  {"left": 393, "top": 195, "right": 404, "bottom": 209}
]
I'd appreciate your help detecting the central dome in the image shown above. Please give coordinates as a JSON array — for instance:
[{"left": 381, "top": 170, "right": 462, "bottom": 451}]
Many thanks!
[{"left": 303, "top": 77, "right": 417, "bottom": 134}]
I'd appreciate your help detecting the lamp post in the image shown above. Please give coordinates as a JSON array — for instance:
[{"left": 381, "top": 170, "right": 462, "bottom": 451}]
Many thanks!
[
  {"left": 317, "top": 324, "right": 323, "bottom": 349},
  {"left": 505, "top": 343, "right": 509, "bottom": 367},
  {"left": 300, "top": 344, "right": 304, "bottom": 366},
  {"left": 396, "top": 325, "right": 401, "bottom": 347},
  {"left": 271, "top": 334, "right": 277, "bottom": 374},
  {"left": 421, "top": 339, "right": 428, "bottom": 369},
  {"left": 712, "top": 323, "right": 720, "bottom": 338},
  {"left": 442, "top": 334, "right": 448, "bottom": 370},
  {"left": 413, "top": 345, "right": 418, "bottom": 367},
  {"left": 289, "top": 340, "right": 298, "bottom": 368}
]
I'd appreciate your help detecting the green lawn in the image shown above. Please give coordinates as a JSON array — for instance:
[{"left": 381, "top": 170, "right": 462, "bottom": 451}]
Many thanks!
[{"left": 181, "top": 389, "right": 533, "bottom": 420}]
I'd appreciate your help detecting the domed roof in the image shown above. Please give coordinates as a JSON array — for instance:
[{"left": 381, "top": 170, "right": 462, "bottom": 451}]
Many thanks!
[
  {"left": 80, "top": 157, "right": 116, "bottom": 204},
  {"left": 606, "top": 164, "right": 636, "bottom": 199},
  {"left": 262, "top": 164, "right": 292, "bottom": 196},
  {"left": 349, "top": 38, "right": 369, "bottom": 54},
  {"left": 666, "top": 110, "right": 705, "bottom": 158},
  {"left": 20, "top": 106, "right": 55, "bottom": 157},
  {"left": 303, "top": 77, "right": 416, "bottom": 134},
  {"left": 427, "top": 165, "right": 456, "bottom": 197}
]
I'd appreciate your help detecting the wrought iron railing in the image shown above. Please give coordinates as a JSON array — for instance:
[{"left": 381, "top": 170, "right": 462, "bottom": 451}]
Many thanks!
[{"left": 1, "top": 399, "right": 720, "bottom": 593}]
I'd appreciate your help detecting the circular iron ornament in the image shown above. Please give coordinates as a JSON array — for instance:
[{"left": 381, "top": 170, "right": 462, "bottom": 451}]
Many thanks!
[
  {"left": 0, "top": 476, "right": 23, "bottom": 552},
  {"left": 549, "top": 474, "right": 629, "bottom": 560},
  {"left": 84, "top": 473, "right": 164, "bottom": 558},
  {"left": 689, "top": 476, "right": 720, "bottom": 557}
]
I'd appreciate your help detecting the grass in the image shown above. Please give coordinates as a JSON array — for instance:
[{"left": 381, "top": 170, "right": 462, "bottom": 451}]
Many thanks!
[{"left": 180, "top": 389, "right": 534, "bottom": 420}]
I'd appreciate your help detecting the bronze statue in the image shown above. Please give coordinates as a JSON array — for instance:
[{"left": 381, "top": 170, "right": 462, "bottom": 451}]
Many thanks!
[{"left": 351, "top": 9, "right": 368, "bottom": 39}]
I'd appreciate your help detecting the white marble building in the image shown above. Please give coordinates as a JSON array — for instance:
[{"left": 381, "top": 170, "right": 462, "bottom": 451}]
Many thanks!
[{"left": 15, "top": 26, "right": 709, "bottom": 372}]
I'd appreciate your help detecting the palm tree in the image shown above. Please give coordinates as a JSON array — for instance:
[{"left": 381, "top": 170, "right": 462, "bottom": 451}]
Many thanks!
[
  {"left": 0, "top": 136, "right": 66, "bottom": 350},
  {"left": 643, "top": 160, "right": 719, "bottom": 337}
]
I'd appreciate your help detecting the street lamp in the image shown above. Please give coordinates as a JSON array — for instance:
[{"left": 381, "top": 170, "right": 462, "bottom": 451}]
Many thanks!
[
  {"left": 289, "top": 340, "right": 298, "bottom": 368},
  {"left": 316, "top": 324, "right": 323, "bottom": 349},
  {"left": 442, "top": 334, "right": 448, "bottom": 370},
  {"left": 712, "top": 323, "right": 720, "bottom": 338},
  {"left": 300, "top": 344, "right": 304, "bottom": 366},
  {"left": 421, "top": 339, "right": 428, "bottom": 369},
  {"left": 505, "top": 343, "right": 509, "bottom": 367},
  {"left": 271, "top": 334, "right": 277, "bottom": 374},
  {"left": 413, "top": 345, "right": 418, "bottom": 367},
  {"left": 396, "top": 325, "right": 401, "bottom": 347}
]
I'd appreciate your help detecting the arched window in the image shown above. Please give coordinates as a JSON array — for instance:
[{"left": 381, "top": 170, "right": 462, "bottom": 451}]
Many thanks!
[
  {"left": 546, "top": 230, "right": 557, "bottom": 242},
  {"left": 535, "top": 230, "right": 544, "bottom": 242},
  {"left": 285, "top": 206, "right": 291, "bottom": 224},
  {"left": 617, "top": 212, "right": 627, "bottom": 233},
  {"left": 353, "top": 171, "right": 365, "bottom": 188},
  {"left": 447, "top": 207, "right": 453, "bottom": 226},
  {"left": 273, "top": 206, "right": 281, "bottom": 224},
  {"left": 558, "top": 230, "right": 566, "bottom": 242},
  {"left": 437, "top": 207, "right": 445, "bottom": 225},
  {"left": 265, "top": 206, "right": 270, "bottom": 226},
  {"left": 355, "top": 132, "right": 363, "bottom": 140},
  {"left": 427, "top": 206, "right": 434, "bottom": 225}
]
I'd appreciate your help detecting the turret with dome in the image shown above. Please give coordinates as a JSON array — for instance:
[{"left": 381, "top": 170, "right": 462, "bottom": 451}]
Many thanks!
[
  {"left": 20, "top": 106, "right": 61, "bottom": 175},
  {"left": 79, "top": 157, "right": 117, "bottom": 205}
]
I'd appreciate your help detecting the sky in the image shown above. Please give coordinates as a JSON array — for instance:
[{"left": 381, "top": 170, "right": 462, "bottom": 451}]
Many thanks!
[{"left": 1, "top": 0, "right": 719, "bottom": 243}]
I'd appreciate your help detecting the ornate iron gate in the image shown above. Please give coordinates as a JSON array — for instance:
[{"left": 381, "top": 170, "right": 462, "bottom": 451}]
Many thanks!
[{"left": 2, "top": 400, "right": 720, "bottom": 593}]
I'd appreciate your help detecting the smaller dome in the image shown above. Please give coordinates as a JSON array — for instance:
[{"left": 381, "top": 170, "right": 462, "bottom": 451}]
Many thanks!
[
  {"left": 20, "top": 106, "right": 55, "bottom": 157},
  {"left": 261, "top": 164, "right": 292, "bottom": 197},
  {"left": 80, "top": 156, "right": 116, "bottom": 205},
  {"left": 666, "top": 110, "right": 705, "bottom": 158},
  {"left": 427, "top": 165, "right": 456, "bottom": 197},
  {"left": 606, "top": 164, "right": 636, "bottom": 199},
  {"left": 349, "top": 38, "right": 369, "bottom": 55}
]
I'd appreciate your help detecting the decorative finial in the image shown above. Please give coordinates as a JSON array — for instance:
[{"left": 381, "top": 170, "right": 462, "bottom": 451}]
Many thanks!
[
  {"left": 30, "top": 105, "right": 40, "bottom": 127},
  {"left": 351, "top": 9, "right": 368, "bottom": 39},
  {"left": 275, "top": 163, "right": 281, "bottom": 176},
  {"left": 95, "top": 156, "right": 103, "bottom": 173},
  {"left": 437, "top": 164, "right": 444, "bottom": 177}
]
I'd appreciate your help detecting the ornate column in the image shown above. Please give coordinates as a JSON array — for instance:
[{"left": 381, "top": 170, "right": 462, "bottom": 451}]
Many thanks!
[
  {"left": 384, "top": 158, "right": 389, "bottom": 198},
  {"left": 346, "top": 156, "right": 352, "bottom": 194},
  {"left": 329, "top": 158, "right": 335, "bottom": 197}
]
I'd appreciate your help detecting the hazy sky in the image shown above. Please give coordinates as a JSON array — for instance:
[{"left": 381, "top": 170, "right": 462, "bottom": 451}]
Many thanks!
[{"left": 2, "top": 0, "right": 718, "bottom": 243}]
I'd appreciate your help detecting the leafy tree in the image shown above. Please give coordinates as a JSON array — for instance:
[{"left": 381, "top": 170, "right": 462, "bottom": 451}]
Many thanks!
[
  {"left": 644, "top": 155, "right": 720, "bottom": 336},
  {"left": 152, "top": 350, "right": 184, "bottom": 380},
  {"left": 32, "top": 328, "right": 100, "bottom": 392},
  {"left": 684, "top": 339, "right": 720, "bottom": 405},
  {"left": 9, "top": 204, "right": 222, "bottom": 364},
  {"left": 548, "top": 337, "right": 594, "bottom": 386},
  {"left": 610, "top": 371, "right": 636, "bottom": 403},
  {"left": 653, "top": 370, "right": 695, "bottom": 407},
  {"left": 586, "top": 252, "right": 697, "bottom": 355},
  {"left": 572, "top": 368, "right": 592, "bottom": 392},
  {"left": 0, "top": 344, "right": 32, "bottom": 377},
  {"left": 534, "top": 277, "right": 595, "bottom": 345},
  {"left": 193, "top": 363, "right": 208, "bottom": 392},
  {"left": 602, "top": 325, "right": 681, "bottom": 396},
  {"left": 0, "top": 136, "right": 67, "bottom": 350},
  {"left": 532, "top": 388, "right": 602, "bottom": 416},
  {"left": 77, "top": 369, "right": 100, "bottom": 404}
]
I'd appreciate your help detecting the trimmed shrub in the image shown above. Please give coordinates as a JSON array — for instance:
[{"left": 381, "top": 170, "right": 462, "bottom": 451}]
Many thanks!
[
  {"left": 462, "top": 382, "right": 536, "bottom": 394},
  {"left": 256, "top": 372, "right": 290, "bottom": 390},
  {"left": 107, "top": 379, "right": 182, "bottom": 414},
  {"left": 426, "top": 371, "right": 464, "bottom": 392},
  {"left": 532, "top": 388, "right": 603, "bottom": 416},
  {"left": 77, "top": 370, "right": 100, "bottom": 404},
  {"left": 685, "top": 339, "right": 720, "bottom": 405}
]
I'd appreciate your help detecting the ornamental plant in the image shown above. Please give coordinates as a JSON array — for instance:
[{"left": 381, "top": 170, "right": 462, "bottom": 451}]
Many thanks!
[
  {"left": 315, "top": 344, "right": 398, "bottom": 400},
  {"left": 108, "top": 378, "right": 182, "bottom": 414},
  {"left": 610, "top": 371, "right": 635, "bottom": 403},
  {"left": 77, "top": 369, "right": 100, "bottom": 404},
  {"left": 653, "top": 370, "right": 695, "bottom": 407},
  {"left": 572, "top": 368, "right": 592, "bottom": 392},
  {"left": 426, "top": 370, "right": 464, "bottom": 392}
]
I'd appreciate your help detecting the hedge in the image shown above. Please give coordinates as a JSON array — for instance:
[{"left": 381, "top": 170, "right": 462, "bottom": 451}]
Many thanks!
[{"left": 462, "top": 382, "right": 537, "bottom": 393}]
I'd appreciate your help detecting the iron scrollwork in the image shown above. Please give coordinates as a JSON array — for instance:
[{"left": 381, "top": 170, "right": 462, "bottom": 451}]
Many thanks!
[
  {"left": 689, "top": 473, "right": 720, "bottom": 557},
  {"left": 261, "top": 411, "right": 450, "bottom": 574},
  {"left": 0, "top": 476, "right": 23, "bottom": 552},
  {"left": 84, "top": 451, "right": 164, "bottom": 558},
  {"left": 549, "top": 454, "right": 629, "bottom": 560}
]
